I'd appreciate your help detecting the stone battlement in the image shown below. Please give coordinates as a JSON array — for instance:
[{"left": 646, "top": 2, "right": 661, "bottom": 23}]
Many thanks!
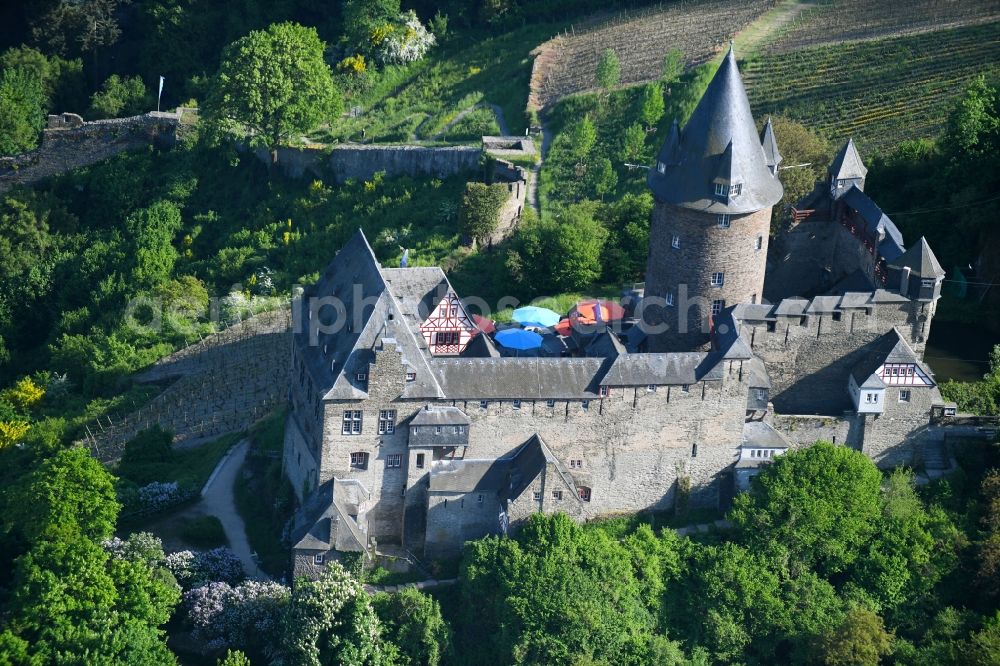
[{"left": 0, "top": 111, "right": 182, "bottom": 193}]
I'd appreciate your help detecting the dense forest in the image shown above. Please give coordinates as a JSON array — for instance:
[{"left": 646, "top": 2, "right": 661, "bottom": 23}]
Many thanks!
[{"left": 0, "top": 1, "right": 998, "bottom": 664}]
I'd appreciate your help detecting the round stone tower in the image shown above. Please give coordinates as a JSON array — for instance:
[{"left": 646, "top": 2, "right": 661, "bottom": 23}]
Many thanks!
[{"left": 643, "top": 46, "right": 783, "bottom": 352}]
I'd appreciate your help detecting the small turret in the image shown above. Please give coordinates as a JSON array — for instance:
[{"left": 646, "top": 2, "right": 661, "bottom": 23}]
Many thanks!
[
  {"left": 829, "top": 138, "right": 867, "bottom": 199},
  {"left": 760, "top": 117, "right": 781, "bottom": 176},
  {"left": 887, "top": 237, "right": 945, "bottom": 301}
]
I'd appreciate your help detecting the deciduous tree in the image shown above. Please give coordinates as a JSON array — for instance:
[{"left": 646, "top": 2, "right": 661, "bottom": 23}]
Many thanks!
[{"left": 205, "top": 22, "right": 342, "bottom": 166}]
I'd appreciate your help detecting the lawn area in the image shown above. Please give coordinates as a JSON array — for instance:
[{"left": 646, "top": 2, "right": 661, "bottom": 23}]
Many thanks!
[
  {"left": 115, "top": 430, "right": 242, "bottom": 492},
  {"left": 309, "top": 23, "right": 565, "bottom": 144}
]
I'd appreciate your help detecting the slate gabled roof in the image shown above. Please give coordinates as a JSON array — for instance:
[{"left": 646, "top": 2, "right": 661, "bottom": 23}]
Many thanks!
[
  {"left": 829, "top": 137, "right": 868, "bottom": 181},
  {"left": 411, "top": 405, "right": 470, "bottom": 426},
  {"left": 647, "top": 46, "right": 783, "bottom": 214},
  {"left": 850, "top": 328, "right": 927, "bottom": 389},
  {"left": 887, "top": 237, "right": 945, "bottom": 279},
  {"left": 298, "top": 230, "right": 443, "bottom": 402},
  {"left": 428, "top": 435, "right": 580, "bottom": 504},
  {"left": 760, "top": 117, "right": 781, "bottom": 170},
  {"left": 840, "top": 185, "right": 905, "bottom": 261}
]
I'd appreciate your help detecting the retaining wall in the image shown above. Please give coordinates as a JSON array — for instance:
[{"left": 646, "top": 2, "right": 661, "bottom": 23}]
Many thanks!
[{"left": 255, "top": 144, "right": 481, "bottom": 183}]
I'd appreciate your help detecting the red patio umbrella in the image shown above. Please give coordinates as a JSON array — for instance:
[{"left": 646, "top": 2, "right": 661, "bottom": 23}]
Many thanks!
[
  {"left": 473, "top": 314, "right": 496, "bottom": 334},
  {"left": 572, "top": 299, "right": 625, "bottom": 324}
]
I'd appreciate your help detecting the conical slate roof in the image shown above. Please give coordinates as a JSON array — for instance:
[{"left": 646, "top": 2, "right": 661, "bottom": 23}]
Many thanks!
[
  {"left": 829, "top": 138, "right": 867, "bottom": 181},
  {"left": 887, "top": 237, "right": 945, "bottom": 278},
  {"left": 647, "top": 46, "right": 783, "bottom": 214},
  {"left": 760, "top": 117, "right": 781, "bottom": 170}
]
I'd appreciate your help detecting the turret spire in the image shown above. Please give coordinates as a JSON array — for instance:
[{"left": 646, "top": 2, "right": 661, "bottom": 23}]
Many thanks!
[{"left": 647, "top": 43, "right": 782, "bottom": 214}]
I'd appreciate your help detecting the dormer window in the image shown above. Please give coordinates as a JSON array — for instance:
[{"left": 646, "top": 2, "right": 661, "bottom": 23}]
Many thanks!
[
  {"left": 715, "top": 183, "right": 742, "bottom": 197},
  {"left": 356, "top": 372, "right": 367, "bottom": 382},
  {"left": 406, "top": 372, "right": 416, "bottom": 382},
  {"left": 657, "top": 162, "right": 666, "bottom": 174},
  {"left": 671, "top": 235, "right": 680, "bottom": 249}
]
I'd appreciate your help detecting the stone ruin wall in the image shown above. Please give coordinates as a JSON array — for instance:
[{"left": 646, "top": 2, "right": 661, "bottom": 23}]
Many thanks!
[
  {"left": 257, "top": 144, "right": 482, "bottom": 183},
  {"left": 0, "top": 111, "right": 182, "bottom": 193}
]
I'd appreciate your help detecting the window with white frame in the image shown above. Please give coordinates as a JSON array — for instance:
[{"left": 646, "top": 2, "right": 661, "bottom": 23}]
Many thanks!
[
  {"left": 755, "top": 388, "right": 767, "bottom": 401},
  {"left": 350, "top": 451, "right": 368, "bottom": 468},
  {"left": 569, "top": 459, "right": 583, "bottom": 469},
  {"left": 671, "top": 235, "right": 680, "bottom": 249},
  {"left": 342, "top": 410, "right": 363, "bottom": 435},
  {"left": 711, "top": 299, "right": 726, "bottom": 315},
  {"left": 899, "top": 389, "right": 911, "bottom": 402},
  {"left": 314, "top": 553, "right": 325, "bottom": 565},
  {"left": 711, "top": 272, "right": 725, "bottom": 286},
  {"left": 533, "top": 491, "right": 542, "bottom": 501},
  {"left": 666, "top": 292, "right": 675, "bottom": 307},
  {"left": 552, "top": 490, "right": 563, "bottom": 501},
  {"left": 378, "top": 410, "right": 396, "bottom": 434},
  {"left": 599, "top": 385, "right": 609, "bottom": 397},
  {"left": 647, "top": 384, "right": 657, "bottom": 392},
  {"left": 581, "top": 400, "right": 590, "bottom": 410},
  {"left": 406, "top": 371, "right": 416, "bottom": 382},
  {"left": 386, "top": 453, "right": 402, "bottom": 468},
  {"left": 657, "top": 161, "right": 666, "bottom": 174},
  {"left": 714, "top": 182, "right": 727, "bottom": 196},
  {"left": 732, "top": 183, "right": 742, "bottom": 195},
  {"left": 717, "top": 214, "right": 731, "bottom": 228}
]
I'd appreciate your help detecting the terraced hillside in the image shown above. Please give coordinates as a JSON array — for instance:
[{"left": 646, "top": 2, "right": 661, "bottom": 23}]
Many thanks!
[
  {"left": 765, "top": 0, "right": 1000, "bottom": 53},
  {"left": 530, "top": 0, "right": 775, "bottom": 109},
  {"left": 742, "top": 22, "right": 1000, "bottom": 153}
]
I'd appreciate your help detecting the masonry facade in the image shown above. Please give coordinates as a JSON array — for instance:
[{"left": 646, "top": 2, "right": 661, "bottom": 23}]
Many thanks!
[{"left": 285, "top": 46, "right": 954, "bottom": 577}]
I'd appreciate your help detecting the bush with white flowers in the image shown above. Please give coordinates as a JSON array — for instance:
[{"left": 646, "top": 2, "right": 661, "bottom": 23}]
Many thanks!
[
  {"left": 138, "top": 480, "right": 184, "bottom": 511},
  {"left": 374, "top": 11, "right": 436, "bottom": 66},
  {"left": 167, "top": 547, "right": 245, "bottom": 589},
  {"left": 184, "top": 580, "right": 291, "bottom": 650}
]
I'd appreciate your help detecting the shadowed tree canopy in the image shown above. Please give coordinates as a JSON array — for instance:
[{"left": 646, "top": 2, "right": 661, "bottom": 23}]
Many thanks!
[{"left": 205, "top": 22, "right": 342, "bottom": 164}]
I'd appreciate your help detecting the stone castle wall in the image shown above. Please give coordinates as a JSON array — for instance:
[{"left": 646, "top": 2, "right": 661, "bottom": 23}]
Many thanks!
[
  {"left": 646, "top": 202, "right": 771, "bottom": 351},
  {"left": 735, "top": 296, "right": 933, "bottom": 415},
  {"left": 302, "top": 351, "right": 753, "bottom": 552},
  {"left": 0, "top": 112, "right": 181, "bottom": 193},
  {"left": 765, "top": 209, "right": 879, "bottom": 302},
  {"left": 257, "top": 144, "right": 482, "bottom": 183}
]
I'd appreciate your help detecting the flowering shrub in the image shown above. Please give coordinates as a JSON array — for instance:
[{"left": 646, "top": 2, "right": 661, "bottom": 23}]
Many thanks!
[
  {"left": 4, "top": 376, "right": 45, "bottom": 411},
  {"left": 138, "top": 480, "right": 183, "bottom": 511},
  {"left": 338, "top": 54, "right": 367, "bottom": 75},
  {"left": 167, "top": 547, "right": 245, "bottom": 589},
  {"left": 373, "top": 11, "right": 435, "bottom": 66},
  {"left": 103, "top": 531, "right": 168, "bottom": 568},
  {"left": 0, "top": 420, "right": 30, "bottom": 449},
  {"left": 184, "top": 580, "right": 291, "bottom": 650}
]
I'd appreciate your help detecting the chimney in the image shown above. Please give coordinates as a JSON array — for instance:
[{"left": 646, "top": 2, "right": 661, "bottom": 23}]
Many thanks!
[{"left": 899, "top": 266, "right": 911, "bottom": 297}]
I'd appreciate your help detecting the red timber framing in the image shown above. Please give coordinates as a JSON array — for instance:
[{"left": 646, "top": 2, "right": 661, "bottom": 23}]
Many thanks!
[
  {"left": 878, "top": 363, "right": 932, "bottom": 386},
  {"left": 419, "top": 291, "right": 477, "bottom": 355}
]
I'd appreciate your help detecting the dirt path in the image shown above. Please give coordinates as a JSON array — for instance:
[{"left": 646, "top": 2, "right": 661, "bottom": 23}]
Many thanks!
[{"left": 200, "top": 440, "right": 269, "bottom": 580}]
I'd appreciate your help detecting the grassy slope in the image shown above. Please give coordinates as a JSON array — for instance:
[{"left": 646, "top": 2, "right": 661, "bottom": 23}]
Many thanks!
[{"left": 311, "top": 24, "right": 563, "bottom": 144}]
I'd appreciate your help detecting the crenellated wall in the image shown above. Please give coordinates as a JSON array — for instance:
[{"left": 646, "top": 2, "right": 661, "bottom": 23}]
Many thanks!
[{"left": 0, "top": 111, "right": 181, "bottom": 193}]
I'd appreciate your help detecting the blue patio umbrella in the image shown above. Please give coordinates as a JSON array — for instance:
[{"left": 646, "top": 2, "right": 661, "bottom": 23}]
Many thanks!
[
  {"left": 512, "top": 306, "right": 561, "bottom": 328},
  {"left": 494, "top": 328, "right": 544, "bottom": 350}
]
